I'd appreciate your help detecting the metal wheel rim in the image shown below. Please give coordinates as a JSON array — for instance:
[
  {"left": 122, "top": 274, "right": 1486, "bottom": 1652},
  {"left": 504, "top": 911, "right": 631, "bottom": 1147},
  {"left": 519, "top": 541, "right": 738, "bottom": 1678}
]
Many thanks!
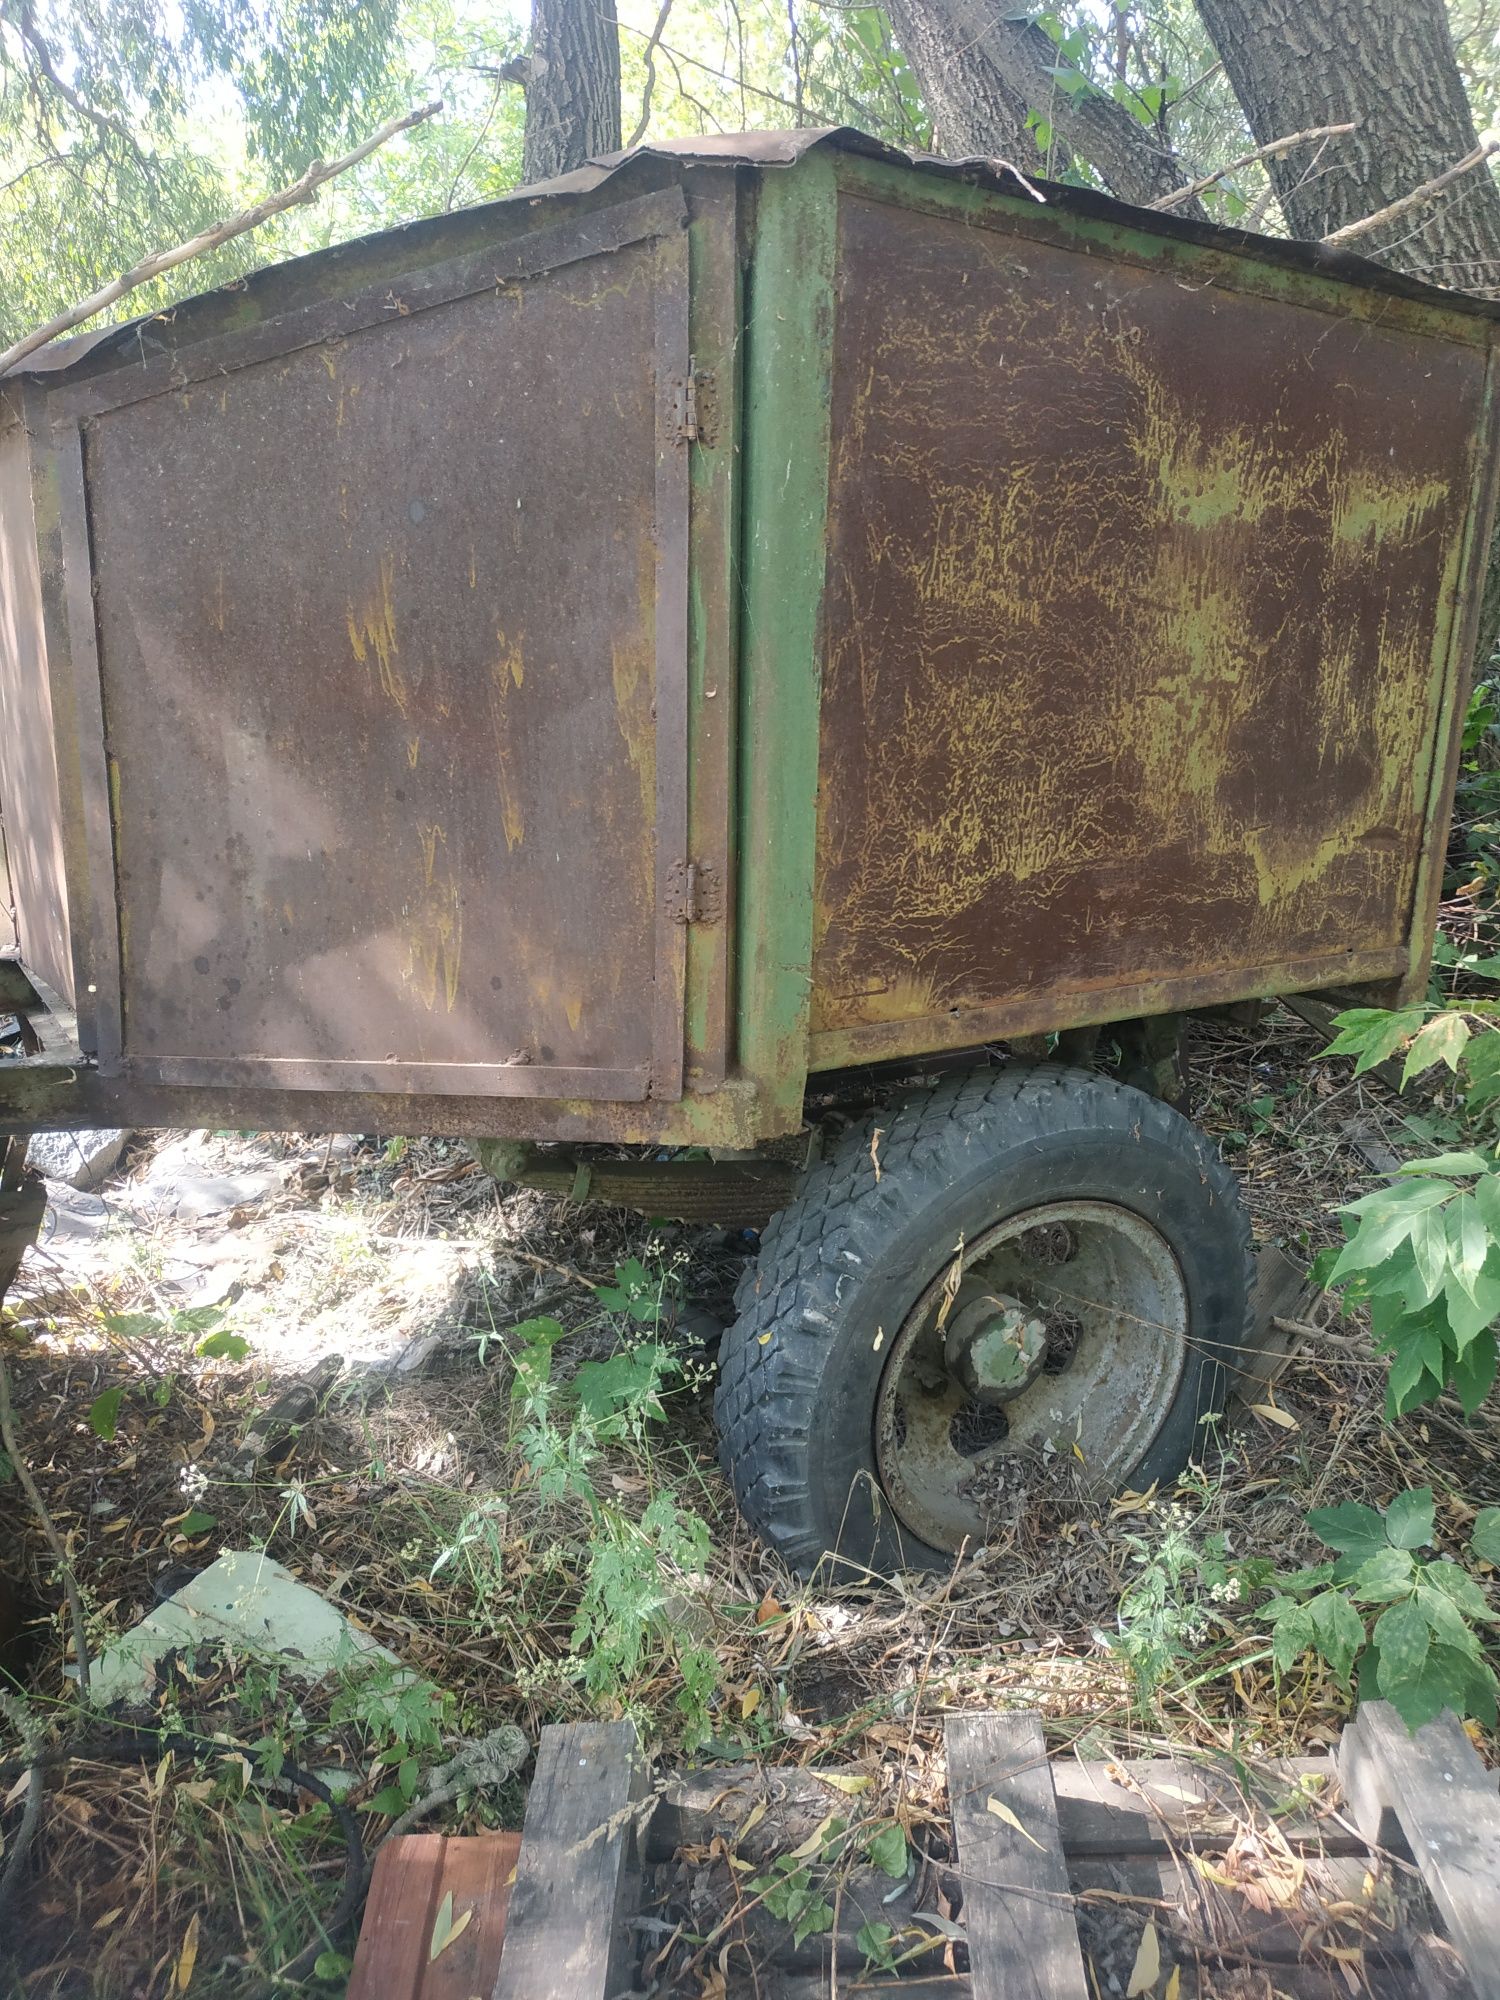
[{"left": 873, "top": 1200, "right": 1189, "bottom": 1554}]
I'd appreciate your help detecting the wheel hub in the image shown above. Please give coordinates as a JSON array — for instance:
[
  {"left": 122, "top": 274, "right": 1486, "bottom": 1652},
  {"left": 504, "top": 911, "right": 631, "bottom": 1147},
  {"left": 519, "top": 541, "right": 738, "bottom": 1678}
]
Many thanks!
[
  {"left": 872, "top": 1199, "right": 1189, "bottom": 1554},
  {"left": 945, "top": 1293, "right": 1050, "bottom": 1404}
]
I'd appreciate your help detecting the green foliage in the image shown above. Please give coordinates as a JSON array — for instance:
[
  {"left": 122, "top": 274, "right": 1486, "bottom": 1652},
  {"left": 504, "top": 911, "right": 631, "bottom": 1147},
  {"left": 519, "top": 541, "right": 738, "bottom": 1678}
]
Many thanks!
[
  {"left": 1318, "top": 997, "right": 1500, "bottom": 1416},
  {"left": 1109, "top": 1484, "right": 1250, "bottom": 1701},
  {"left": 328, "top": 1657, "right": 451, "bottom": 1807},
  {"left": 865, "top": 1822, "right": 909, "bottom": 1878},
  {"left": 88, "top": 1384, "right": 125, "bottom": 1440},
  {"left": 1264, "top": 1491, "right": 1499, "bottom": 1732},
  {"left": 496, "top": 1289, "right": 722, "bottom": 1744}
]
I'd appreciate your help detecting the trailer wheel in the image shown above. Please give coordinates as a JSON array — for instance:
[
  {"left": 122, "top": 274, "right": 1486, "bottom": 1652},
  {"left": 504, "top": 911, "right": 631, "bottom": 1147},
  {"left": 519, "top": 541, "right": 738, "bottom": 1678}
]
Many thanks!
[{"left": 714, "top": 1067, "right": 1254, "bottom": 1575}]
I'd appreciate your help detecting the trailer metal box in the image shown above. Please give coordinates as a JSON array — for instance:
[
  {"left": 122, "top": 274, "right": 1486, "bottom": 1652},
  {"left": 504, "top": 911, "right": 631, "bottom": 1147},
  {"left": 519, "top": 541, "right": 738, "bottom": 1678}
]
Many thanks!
[{"left": 3, "top": 129, "right": 1497, "bottom": 1148}]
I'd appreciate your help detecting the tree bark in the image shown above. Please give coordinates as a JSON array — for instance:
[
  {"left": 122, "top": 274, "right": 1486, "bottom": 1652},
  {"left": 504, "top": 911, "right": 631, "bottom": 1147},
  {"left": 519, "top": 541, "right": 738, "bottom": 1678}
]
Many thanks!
[
  {"left": 884, "top": 3, "right": 1205, "bottom": 214},
  {"left": 518, "top": 0, "right": 621, "bottom": 185},
  {"left": 881, "top": 0, "right": 1043, "bottom": 173},
  {"left": 1194, "top": 0, "right": 1500, "bottom": 294}
]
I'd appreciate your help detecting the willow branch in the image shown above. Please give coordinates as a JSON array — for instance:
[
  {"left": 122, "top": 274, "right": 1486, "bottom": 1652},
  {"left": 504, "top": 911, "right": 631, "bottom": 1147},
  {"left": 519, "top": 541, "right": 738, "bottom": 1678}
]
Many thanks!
[
  {"left": 1149, "top": 121, "right": 1358, "bottom": 213},
  {"left": 0, "top": 99, "right": 442, "bottom": 378},
  {"left": 1323, "top": 131, "right": 1500, "bottom": 247}
]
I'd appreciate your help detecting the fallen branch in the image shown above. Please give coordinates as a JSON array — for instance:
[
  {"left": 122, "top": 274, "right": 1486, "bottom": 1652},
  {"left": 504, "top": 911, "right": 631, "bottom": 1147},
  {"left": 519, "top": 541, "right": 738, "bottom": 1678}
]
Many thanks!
[
  {"left": 0, "top": 1345, "right": 90, "bottom": 1694},
  {"left": 1148, "top": 122, "right": 1358, "bottom": 213},
  {"left": 1323, "top": 130, "right": 1500, "bottom": 247},
  {"left": 0, "top": 98, "right": 442, "bottom": 378}
]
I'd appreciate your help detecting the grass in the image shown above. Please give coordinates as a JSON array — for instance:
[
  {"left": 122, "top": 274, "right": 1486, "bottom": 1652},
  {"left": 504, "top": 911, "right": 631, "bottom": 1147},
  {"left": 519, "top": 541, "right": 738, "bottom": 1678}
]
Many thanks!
[{"left": 1, "top": 1007, "right": 1498, "bottom": 1993}]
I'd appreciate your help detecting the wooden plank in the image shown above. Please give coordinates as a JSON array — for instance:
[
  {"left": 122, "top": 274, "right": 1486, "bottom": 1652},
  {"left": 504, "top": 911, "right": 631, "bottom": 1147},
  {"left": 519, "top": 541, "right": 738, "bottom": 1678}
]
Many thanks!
[
  {"left": 646, "top": 1754, "right": 1349, "bottom": 1863},
  {"left": 1338, "top": 1703, "right": 1500, "bottom": 2000},
  {"left": 348, "top": 1831, "right": 522, "bottom": 2000},
  {"left": 1233, "top": 1243, "right": 1319, "bottom": 1395},
  {"left": 493, "top": 1720, "right": 646, "bottom": 2000},
  {"left": 1049, "top": 1752, "right": 1353, "bottom": 1857},
  {"left": 945, "top": 1711, "right": 1088, "bottom": 2000},
  {"left": 349, "top": 1833, "right": 443, "bottom": 2000}
]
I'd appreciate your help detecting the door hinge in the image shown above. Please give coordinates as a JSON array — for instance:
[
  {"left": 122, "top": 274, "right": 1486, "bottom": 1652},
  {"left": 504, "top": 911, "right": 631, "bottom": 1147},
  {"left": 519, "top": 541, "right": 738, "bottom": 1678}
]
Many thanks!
[
  {"left": 672, "top": 361, "right": 712, "bottom": 444},
  {"left": 665, "top": 859, "right": 721, "bottom": 924}
]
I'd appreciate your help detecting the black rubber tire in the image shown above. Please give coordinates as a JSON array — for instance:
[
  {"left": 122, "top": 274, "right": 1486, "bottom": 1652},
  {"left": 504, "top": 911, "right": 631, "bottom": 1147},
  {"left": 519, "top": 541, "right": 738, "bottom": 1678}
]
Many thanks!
[{"left": 714, "top": 1065, "right": 1255, "bottom": 1576}]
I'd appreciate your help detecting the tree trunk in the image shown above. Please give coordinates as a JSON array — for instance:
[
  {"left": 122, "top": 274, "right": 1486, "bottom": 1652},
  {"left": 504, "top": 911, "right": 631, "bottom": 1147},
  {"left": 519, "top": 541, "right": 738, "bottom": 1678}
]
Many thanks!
[
  {"left": 518, "top": 0, "right": 621, "bottom": 185},
  {"left": 884, "top": 3, "right": 1205, "bottom": 214},
  {"left": 1194, "top": 0, "right": 1500, "bottom": 293},
  {"left": 882, "top": 0, "right": 1043, "bottom": 173}
]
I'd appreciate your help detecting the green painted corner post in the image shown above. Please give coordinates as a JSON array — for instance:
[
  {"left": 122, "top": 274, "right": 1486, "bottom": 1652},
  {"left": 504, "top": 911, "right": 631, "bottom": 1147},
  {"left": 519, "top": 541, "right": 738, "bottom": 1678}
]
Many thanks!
[{"left": 735, "top": 155, "right": 839, "bottom": 1135}]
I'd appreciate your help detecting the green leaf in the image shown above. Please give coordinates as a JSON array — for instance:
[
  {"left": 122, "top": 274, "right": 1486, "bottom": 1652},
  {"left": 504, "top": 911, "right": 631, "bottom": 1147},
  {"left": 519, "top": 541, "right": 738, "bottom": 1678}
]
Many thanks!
[
  {"left": 364, "top": 1783, "right": 408, "bottom": 1814},
  {"left": 1322, "top": 1007, "right": 1424, "bottom": 1073},
  {"left": 1381, "top": 1642, "right": 1480, "bottom": 1731},
  {"left": 1271, "top": 1602, "right": 1314, "bottom": 1673},
  {"left": 196, "top": 1328, "right": 250, "bottom": 1362},
  {"left": 1443, "top": 1271, "right": 1500, "bottom": 1350},
  {"left": 1399, "top": 1151, "right": 1491, "bottom": 1177},
  {"left": 1476, "top": 1171, "right": 1500, "bottom": 1238},
  {"left": 1454, "top": 1332, "right": 1498, "bottom": 1413},
  {"left": 88, "top": 1386, "right": 125, "bottom": 1441},
  {"left": 1403, "top": 1013, "right": 1471, "bottom": 1085},
  {"left": 1304, "top": 1588, "right": 1366, "bottom": 1685},
  {"left": 1348, "top": 1546, "right": 1417, "bottom": 1602},
  {"left": 1384, "top": 1488, "right": 1436, "bottom": 1550},
  {"left": 179, "top": 1508, "right": 217, "bottom": 1537},
  {"left": 1408, "top": 1206, "right": 1451, "bottom": 1307},
  {"left": 1343, "top": 1178, "right": 1456, "bottom": 1216},
  {"left": 1374, "top": 1597, "right": 1431, "bottom": 1690},
  {"left": 866, "top": 1823, "right": 909, "bottom": 1878},
  {"left": 1386, "top": 1337, "right": 1441, "bottom": 1417},
  {"left": 1446, "top": 1195, "right": 1490, "bottom": 1302},
  {"left": 1474, "top": 1507, "right": 1500, "bottom": 1565},
  {"left": 1306, "top": 1501, "right": 1386, "bottom": 1560},
  {"left": 855, "top": 1921, "right": 897, "bottom": 1971},
  {"left": 1426, "top": 1559, "right": 1498, "bottom": 1622},
  {"left": 1415, "top": 1584, "right": 1482, "bottom": 1659}
]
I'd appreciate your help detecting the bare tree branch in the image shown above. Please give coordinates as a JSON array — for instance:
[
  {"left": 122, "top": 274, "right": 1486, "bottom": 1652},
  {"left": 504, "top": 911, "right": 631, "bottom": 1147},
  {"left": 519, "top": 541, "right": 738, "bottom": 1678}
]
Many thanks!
[
  {"left": 1322, "top": 130, "right": 1500, "bottom": 246},
  {"left": 625, "top": 0, "right": 675, "bottom": 150},
  {"left": 1148, "top": 121, "right": 1358, "bottom": 212},
  {"left": 0, "top": 100, "right": 441, "bottom": 378}
]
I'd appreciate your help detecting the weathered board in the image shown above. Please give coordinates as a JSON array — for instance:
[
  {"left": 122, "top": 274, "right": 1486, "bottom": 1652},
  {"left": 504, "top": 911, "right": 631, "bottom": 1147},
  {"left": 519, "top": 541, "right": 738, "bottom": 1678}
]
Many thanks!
[
  {"left": 492, "top": 1717, "right": 646, "bottom": 2000},
  {"left": 945, "top": 1711, "right": 1090, "bottom": 2000},
  {"left": 347, "top": 1830, "right": 521, "bottom": 2000},
  {"left": 1339, "top": 1701, "right": 1500, "bottom": 2000}
]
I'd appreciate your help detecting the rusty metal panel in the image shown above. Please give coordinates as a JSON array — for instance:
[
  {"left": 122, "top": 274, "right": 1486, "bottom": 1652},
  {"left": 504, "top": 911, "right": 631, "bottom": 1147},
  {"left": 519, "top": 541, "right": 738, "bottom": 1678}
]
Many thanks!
[
  {"left": 78, "top": 213, "right": 691, "bottom": 1100},
  {"left": 0, "top": 402, "right": 72, "bottom": 1002},
  {"left": 811, "top": 190, "right": 1489, "bottom": 1052}
]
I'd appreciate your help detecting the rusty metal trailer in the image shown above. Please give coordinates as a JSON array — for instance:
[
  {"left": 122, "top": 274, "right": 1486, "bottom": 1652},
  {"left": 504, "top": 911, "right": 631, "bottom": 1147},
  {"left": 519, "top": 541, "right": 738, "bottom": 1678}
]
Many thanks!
[{"left": 3, "top": 129, "right": 1497, "bottom": 1572}]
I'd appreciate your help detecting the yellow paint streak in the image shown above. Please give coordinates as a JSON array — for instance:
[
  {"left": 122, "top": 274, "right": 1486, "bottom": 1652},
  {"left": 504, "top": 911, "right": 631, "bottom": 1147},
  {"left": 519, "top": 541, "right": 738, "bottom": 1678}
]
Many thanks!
[
  {"left": 488, "top": 630, "right": 527, "bottom": 851},
  {"left": 345, "top": 554, "right": 408, "bottom": 715},
  {"left": 406, "top": 824, "right": 463, "bottom": 1012}
]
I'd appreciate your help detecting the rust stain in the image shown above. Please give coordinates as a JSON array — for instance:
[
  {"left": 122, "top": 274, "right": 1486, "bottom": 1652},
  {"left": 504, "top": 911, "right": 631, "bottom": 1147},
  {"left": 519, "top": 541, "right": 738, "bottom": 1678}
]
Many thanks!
[{"left": 810, "top": 194, "right": 1484, "bottom": 1037}]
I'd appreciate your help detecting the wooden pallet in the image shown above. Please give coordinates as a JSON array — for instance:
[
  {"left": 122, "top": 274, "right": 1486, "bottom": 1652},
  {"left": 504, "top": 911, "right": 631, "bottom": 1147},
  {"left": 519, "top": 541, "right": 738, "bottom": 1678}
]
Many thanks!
[{"left": 349, "top": 1703, "right": 1500, "bottom": 1999}]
